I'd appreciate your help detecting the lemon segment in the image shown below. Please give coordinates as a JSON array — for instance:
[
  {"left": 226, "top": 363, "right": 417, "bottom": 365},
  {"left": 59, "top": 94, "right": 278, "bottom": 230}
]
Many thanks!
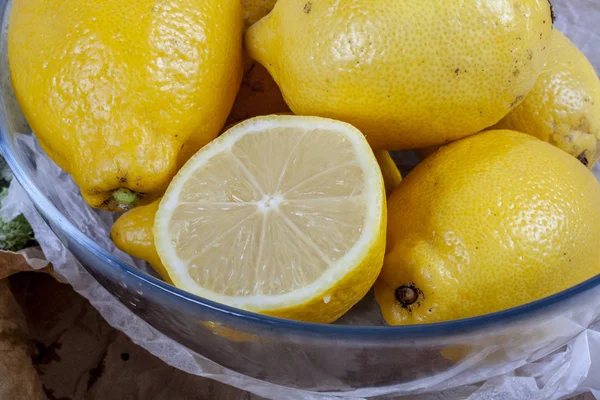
[{"left": 154, "top": 116, "right": 386, "bottom": 323}]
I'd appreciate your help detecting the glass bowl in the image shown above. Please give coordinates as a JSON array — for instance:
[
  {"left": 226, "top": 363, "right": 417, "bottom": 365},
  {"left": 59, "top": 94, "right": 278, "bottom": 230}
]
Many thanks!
[{"left": 2, "top": 0, "right": 599, "bottom": 395}]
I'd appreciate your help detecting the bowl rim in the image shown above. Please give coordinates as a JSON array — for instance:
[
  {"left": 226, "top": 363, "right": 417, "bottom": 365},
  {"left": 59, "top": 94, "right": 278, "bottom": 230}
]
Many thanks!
[{"left": 3, "top": 129, "right": 600, "bottom": 339}]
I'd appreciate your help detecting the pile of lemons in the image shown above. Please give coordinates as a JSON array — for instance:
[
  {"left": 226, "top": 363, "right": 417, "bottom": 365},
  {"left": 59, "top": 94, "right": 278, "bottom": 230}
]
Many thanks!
[{"left": 9, "top": 0, "right": 600, "bottom": 325}]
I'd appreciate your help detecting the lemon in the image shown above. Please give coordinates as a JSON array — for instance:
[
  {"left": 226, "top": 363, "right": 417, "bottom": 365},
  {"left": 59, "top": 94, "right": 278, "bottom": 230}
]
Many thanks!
[
  {"left": 111, "top": 200, "right": 172, "bottom": 283},
  {"left": 376, "top": 130, "right": 600, "bottom": 325},
  {"left": 494, "top": 30, "right": 600, "bottom": 169},
  {"left": 8, "top": 0, "right": 243, "bottom": 210},
  {"left": 374, "top": 151, "right": 402, "bottom": 197},
  {"left": 154, "top": 115, "right": 386, "bottom": 323},
  {"left": 245, "top": 0, "right": 552, "bottom": 150}
]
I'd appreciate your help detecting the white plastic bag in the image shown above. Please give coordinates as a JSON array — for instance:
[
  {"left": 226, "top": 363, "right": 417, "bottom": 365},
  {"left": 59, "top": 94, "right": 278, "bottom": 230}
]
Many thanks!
[{"left": 2, "top": 0, "right": 600, "bottom": 398}]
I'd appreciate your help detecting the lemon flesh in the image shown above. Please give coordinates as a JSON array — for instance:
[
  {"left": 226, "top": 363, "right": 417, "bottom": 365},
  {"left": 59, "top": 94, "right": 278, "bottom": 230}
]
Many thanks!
[{"left": 154, "top": 116, "right": 386, "bottom": 323}]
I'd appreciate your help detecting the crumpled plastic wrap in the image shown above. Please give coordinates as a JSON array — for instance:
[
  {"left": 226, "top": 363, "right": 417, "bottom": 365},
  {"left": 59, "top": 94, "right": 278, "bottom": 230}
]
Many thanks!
[{"left": 1, "top": 0, "right": 600, "bottom": 398}]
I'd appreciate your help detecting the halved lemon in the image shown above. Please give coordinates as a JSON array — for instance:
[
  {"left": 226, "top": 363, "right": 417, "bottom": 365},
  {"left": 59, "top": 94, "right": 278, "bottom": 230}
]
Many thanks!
[{"left": 154, "top": 115, "right": 386, "bottom": 323}]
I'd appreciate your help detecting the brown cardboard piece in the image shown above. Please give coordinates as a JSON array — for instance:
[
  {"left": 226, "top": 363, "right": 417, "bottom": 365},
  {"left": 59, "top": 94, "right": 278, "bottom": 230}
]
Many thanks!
[
  {"left": 0, "top": 276, "right": 46, "bottom": 400},
  {"left": 0, "top": 250, "right": 260, "bottom": 400}
]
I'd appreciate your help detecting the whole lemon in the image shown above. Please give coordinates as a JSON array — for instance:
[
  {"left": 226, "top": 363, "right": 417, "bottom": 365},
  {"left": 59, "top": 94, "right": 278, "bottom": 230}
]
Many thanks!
[
  {"left": 494, "top": 30, "right": 600, "bottom": 169},
  {"left": 376, "top": 130, "right": 600, "bottom": 325},
  {"left": 245, "top": 0, "right": 552, "bottom": 150},
  {"left": 9, "top": 0, "right": 243, "bottom": 210}
]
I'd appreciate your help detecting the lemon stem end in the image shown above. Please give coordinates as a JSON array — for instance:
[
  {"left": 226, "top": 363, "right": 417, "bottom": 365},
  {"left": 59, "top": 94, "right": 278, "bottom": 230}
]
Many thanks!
[
  {"left": 395, "top": 285, "right": 419, "bottom": 307},
  {"left": 112, "top": 188, "right": 139, "bottom": 207}
]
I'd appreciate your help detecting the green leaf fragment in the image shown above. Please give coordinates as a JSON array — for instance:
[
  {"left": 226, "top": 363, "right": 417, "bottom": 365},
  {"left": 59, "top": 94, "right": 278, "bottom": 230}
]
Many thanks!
[{"left": 0, "top": 187, "right": 35, "bottom": 251}]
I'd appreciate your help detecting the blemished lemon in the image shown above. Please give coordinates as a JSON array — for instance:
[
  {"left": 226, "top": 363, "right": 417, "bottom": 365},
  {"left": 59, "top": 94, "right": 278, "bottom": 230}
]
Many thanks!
[
  {"left": 376, "top": 130, "right": 600, "bottom": 325},
  {"left": 154, "top": 115, "right": 386, "bottom": 323},
  {"left": 245, "top": 0, "right": 552, "bottom": 150},
  {"left": 494, "top": 30, "right": 600, "bottom": 169},
  {"left": 8, "top": 0, "right": 243, "bottom": 210}
]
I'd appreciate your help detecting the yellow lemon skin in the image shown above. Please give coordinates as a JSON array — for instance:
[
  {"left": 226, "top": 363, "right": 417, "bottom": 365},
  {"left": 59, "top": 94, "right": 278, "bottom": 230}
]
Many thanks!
[
  {"left": 374, "top": 150, "right": 402, "bottom": 198},
  {"left": 494, "top": 30, "right": 600, "bottom": 169},
  {"left": 111, "top": 200, "right": 172, "bottom": 283},
  {"left": 8, "top": 0, "right": 243, "bottom": 211},
  {"left": 246, "top": 0, "right": 552, "bottom": 150},
  {"left": 376, "top": 130, "right": 600, "bottom": 325}
]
